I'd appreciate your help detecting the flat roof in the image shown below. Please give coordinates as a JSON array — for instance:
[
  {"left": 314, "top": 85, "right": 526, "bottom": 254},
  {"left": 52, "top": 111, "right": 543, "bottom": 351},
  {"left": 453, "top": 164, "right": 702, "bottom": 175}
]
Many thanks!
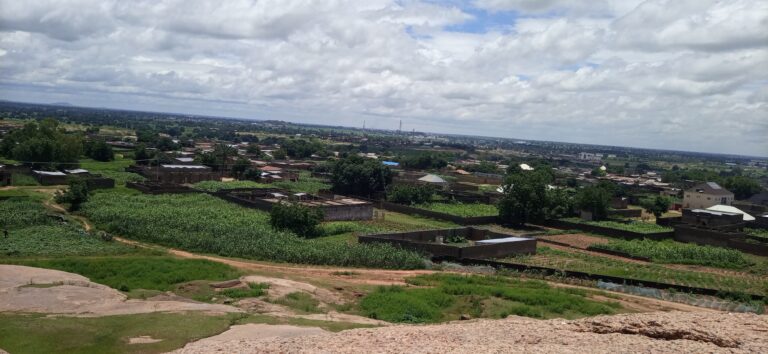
[
  {"left": 476, "top": 236, "right": 532, "bottom": 244},
  {"left": 32, "top": 170, "right": 66, "bottom": 176}
]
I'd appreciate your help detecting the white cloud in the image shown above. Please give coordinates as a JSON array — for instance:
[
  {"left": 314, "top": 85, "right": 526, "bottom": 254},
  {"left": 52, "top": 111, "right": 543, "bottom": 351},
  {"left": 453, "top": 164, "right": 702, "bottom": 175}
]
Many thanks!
[{"left": 0, "top": 0, "right": 765, "bottom": 155}]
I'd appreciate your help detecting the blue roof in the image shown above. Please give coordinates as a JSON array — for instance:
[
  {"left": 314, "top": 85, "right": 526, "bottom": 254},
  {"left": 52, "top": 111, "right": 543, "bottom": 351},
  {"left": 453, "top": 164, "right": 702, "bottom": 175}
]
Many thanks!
[{"left": 382, "top": 161, "right": 400, "bottom": 166}]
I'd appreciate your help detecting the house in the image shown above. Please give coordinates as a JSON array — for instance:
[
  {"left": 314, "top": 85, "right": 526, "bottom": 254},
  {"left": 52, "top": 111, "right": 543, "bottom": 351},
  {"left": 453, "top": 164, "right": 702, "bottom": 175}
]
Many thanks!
[
  {"left": 32, "top": 170, "right": 68, "bottom": 185},
  {"left": 682, "top": 182, "right": 734, "bottom": 209},
  {"left": 417, "top": 174, "right": 449, "bottom": 190},
  {"left": 579, "top": 152, "right": 602, "bottom": 161},
  {"left": 0, "top": 165, "right": 10, "bottom": 186}
]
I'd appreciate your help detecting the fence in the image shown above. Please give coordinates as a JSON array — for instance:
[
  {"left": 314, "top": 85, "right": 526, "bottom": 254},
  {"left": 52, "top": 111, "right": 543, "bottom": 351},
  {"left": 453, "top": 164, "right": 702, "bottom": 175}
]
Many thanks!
[
  {"left": 126, "top": 182, "right": 198, "bottom": 194},
  {"left": 436, "top": 257, "right": 765, "bottom": 301},
  {"left": 544, "top": 219, "right": 674, "bottom": 240},
  {"left": 673, "top": 224, "right": 768, "bottom": 257}
]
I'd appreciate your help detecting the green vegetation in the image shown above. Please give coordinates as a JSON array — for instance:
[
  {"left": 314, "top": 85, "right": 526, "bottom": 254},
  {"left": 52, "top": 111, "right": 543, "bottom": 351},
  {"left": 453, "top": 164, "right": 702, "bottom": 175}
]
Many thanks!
[
  {"left": 590, "top": 239, "right": 752, "bottom": 269},
  {"left": 331, "top": 155, "right": 392, "bottom": 197},
  {"left": 387, "top": 184, "right": 434, "bottom": 205},
  {"left": 560, "top": 217, "right": 673, "bottom": 234},
  {"left": 0, "top": 198, "right": 133, "bottom": 257},
  {"left": 498, "top": 169, "right": 572, "bottom": 225},
  {"left": 193, "top": 180, "right": 270, "bottom": 192},
  {"left": 504, "top": 246, "right": 768, "bottom": 296},
  {"left": 360, "top": 274, "right": 620, "bottom": 323},
  {"left": 11, "top": 173, "right": 39, "bottom": 186},
  {"left": 80, "top": 156, "right": 145, "bottom": 185},
  {"left": 8, "top": 257, "right": 241, "bottom": 292},
  {"left": 81, "top": 192, "right": 426, "bottom": 269},
  {"left": 416, "top": 202, "right": 498, "bottom": 217},
  {"left": 83, "top": 139, "right": 114, "bottom": 162},
  {"left": 745, "top": 228, "right": 768, "bottom": 241},
  {"left": 0, "top": 312, "right": 239, "bottom": 354},
  {"left": 575, "top": 185, "right": 611, "bottom": 220},
  {"left": 273, "top": 292, "right": 322, "bottom": 313},
  {"left": 0, "top": 119, "right": 82, "bottom": 167},
  {"left": 270, "top": 202, "right": 324, "bottom": 237},
  {"left": 221, "top": 282, "right": 270, "bottom": 299},
  {"left": 54, "top": 178, "right": 90, "bottom": 211},
  {"left": 273, "top": 176, "right": 331, "bottom": 194}
]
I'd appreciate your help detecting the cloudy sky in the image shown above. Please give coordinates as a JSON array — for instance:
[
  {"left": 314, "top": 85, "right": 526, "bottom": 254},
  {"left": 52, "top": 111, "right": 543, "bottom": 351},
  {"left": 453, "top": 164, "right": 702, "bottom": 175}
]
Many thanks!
[{"left": 1, "top": 0, "right": 766, "bottom": 156}]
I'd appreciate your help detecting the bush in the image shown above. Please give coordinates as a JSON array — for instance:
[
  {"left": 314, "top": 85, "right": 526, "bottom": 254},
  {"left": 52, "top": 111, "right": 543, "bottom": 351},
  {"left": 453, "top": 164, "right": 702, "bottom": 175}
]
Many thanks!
[
  {"left": 270, "top": 202, "right": 324, "bottom": 237},
  {"left": 387, "top": 184, "right": 433, "bottom": 205},
  {"left": 575, "top": 186, "right": 610, "bottom": 220},
  {"left": 54, "top": 178, "right": 90, "bottom": 211},
  {"left": 591, "top": 239, "right": 752, "bottom": 269}
]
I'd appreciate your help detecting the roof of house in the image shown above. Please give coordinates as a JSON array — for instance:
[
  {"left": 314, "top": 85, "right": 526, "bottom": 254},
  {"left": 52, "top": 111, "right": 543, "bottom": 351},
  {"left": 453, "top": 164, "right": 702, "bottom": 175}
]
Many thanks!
[
  {"left": 519, "top": 163, "right": 534, "bottom": 171},
  {"left": 174, "top": 157, "right": 195, "bottom": 163},
  {"left": 33, "top": 170, "right": 66, "bottom": 176},
  {"left": 418, "top": 174, "right": 447, "bottom": 183},
  {"left": 705, "top": 204, "right": 755, "bottom": 221},
  {"left": 65, "top": 169, "right": 89, "bottom": 174},
  {"left": 686, "top": 182, "right": 733, "bottom": 196},
  {"left": 160, "top": 164, "right": 209, "bottom": 169},
  {"left": 261, "top": 166, "right": 282, "bottom": 172},
  {"left": 382, "top": 161, "right": 400, "bottom": 166}
]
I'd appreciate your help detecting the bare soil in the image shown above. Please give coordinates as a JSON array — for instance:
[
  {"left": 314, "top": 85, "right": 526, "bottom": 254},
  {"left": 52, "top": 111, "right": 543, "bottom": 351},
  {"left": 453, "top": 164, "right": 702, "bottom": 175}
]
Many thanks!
[{"left": 173, "top": 311, "right": 768, "bottom": 354}]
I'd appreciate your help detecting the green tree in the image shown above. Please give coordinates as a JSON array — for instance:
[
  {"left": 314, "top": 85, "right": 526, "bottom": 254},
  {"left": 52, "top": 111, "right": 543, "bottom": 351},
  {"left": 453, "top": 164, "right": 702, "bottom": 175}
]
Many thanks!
[
  {"left": 85, "top": 140, "right": 114, "bottom": 162},
  {"left": 272, "top": 148, "right": 288, "bottom": 160},
  {"left": 269, "top": 202, "right": 323, "bottom": 237},
  {"left": 231, "top": 157, "right": 252, "bottom": 178},
  {"left": 724, "top": 176, "right": 763, "bottom": 200},
  {"left": 497, "top": 170, "right": 552, "bottom": 226},
  {"left": 387, "top": 184, "right": 434, "bottom": 205},
  {"left": 54, "top": 178, "right": 90, "bottom": 211},
  {"left": 0, "top": 119, "right": 83, "bottom": 167},
  {"left": 243, "top": 167, "right": 262, "bottom": 181},
  {"left": 331, "top": 156, "right": 392, "bottom": 197},
  {"left": 640, "top": 195, "right": 672, "bottom": 218},
  {"left": 575, "top": 185, "right": 611, "bottom": 220}
]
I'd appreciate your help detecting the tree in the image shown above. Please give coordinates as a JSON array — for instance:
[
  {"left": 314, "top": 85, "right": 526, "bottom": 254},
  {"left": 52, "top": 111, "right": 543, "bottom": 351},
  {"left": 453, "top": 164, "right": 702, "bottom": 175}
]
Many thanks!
[
  {"left": 55, "top": 178, "right": 89, "bottom": 211},
  {"left": 243, "top": 167, "right": 262, "bottom": 181},
  {"left": 724, "top": 176, "right": 763, "bottom": 200},
  {"left": 269, "top": 202, "right": 323, "bottom": 237},
  {"left": 134, "top": 143, "right": 153, "bottom": 164},
  {"left": 640, "top": 195, "right": 672, "bottom": 218},
  {"left": 231, "top": 157, "right": 252, "bottom": 178},
  {"left": 0, "top": 119, "right": 83, "bottom": 168},
  {"left": 387, "top": 184, "right": 434, "bottom": 205},
  {"left": 497, "top": 170, "right": 552, "bottom": 226},
  {"left": 84, "top": 140, "right": 114, "bottom": 162},
  {"left": 246, "top": 144, "right": 261, "bottom": 155},
  {"left": 272, "top": 148, "right": 287, "bottom": 160},
  {"left": 575, "top": 185, "right": 610, "bottom": 220},
  {"left": 331, "top": 156, "right": 392, "bottom": 197}
]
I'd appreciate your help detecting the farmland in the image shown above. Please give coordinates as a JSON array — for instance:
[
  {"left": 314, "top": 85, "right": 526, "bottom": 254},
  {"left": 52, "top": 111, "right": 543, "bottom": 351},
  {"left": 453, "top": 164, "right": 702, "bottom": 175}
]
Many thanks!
[
  {"left": 360, "top": 273, "right": 620, "bottom": 323},
  {"left": 0, "top": 198, "right": 134, "bottom": 257},
  {"left": 79, "top": 156, "right": 145, "bottom": 185},
  {"left": 416, "top": 202, "right": 499, "bottom": 217},
  {"left": 502, "top": 246, "right": 768, "bottom": 296},
  {"left": 590, "top": 238, "right": 756, "bottom": 270},
  {"left": 193, "top": 180, "right": 271, "bottom": 192},
  {"left": 81, "top": 191, "right": 426, "bottom": 269},
  {"left": 560, "top": 217, "right": 673, "bottom": 234}
]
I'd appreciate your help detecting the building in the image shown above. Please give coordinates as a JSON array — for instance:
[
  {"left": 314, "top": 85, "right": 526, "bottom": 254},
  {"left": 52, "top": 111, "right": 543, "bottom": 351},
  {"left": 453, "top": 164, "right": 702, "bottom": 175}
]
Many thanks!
[
  {"left": 32, "top": 170, "right": 68, "bottom": 185},
  {"left": 418, "top": 174, "right": 449, "bottom": 190},
  {"left": 0, "top": 164, "right": 10, "bottom": 186},
  {"left": 578, "top": 152, "right": 603, "bottom": 161},
  {"left": 682, "top": 182, "right": 734, "bottom": 209}
]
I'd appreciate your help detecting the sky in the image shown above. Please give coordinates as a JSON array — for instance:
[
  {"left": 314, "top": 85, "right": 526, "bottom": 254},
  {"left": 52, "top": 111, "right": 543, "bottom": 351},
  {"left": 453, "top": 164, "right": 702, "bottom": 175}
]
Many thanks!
[{"left": 0, "top": 0, "right": 766, "bottom": 156}]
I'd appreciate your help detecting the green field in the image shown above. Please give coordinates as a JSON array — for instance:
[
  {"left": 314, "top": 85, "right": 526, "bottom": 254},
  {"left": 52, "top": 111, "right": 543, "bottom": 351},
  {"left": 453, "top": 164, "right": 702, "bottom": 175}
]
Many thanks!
[
  {"left": 81, "top": 191, "right": 425, "bottom": 269},
  {"left": 560, "top": 217, "right": 673, "bottom": 234},
  {"left": 502, "top": 246, "right": 768, "bottom": 296},
  {"left": 79, "top": 156, "right": 145, "bottom": 185},
  {"left": 416, "top": 202, "right": 498, "bottom": 218},
  {"left": 360, "top": 273, "right": 621, "bottom": 323},
  {"left": 193, "top": 180, "right": 271, "bottom": 192},
  {"left": 590, "top": 238, "right": 756, "bottom": 270},
  {"left": 0, "top": 198, "right": 134, "bottom": 257}
]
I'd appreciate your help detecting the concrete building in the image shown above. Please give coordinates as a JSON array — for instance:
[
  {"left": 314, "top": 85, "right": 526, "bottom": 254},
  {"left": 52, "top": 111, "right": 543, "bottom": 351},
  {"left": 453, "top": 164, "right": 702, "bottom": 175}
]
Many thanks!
[
  {"left": 683, "top": 182, "right": 734, "bottom": 209},
  {"left": 578, "top": 152, "right": 603, "bottom": 161}
]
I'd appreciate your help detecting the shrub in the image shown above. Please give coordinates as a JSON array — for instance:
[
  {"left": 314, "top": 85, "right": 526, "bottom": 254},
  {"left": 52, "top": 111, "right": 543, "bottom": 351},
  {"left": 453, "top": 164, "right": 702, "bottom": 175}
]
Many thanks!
[
  {"left": 387, "top": 184, "right": 433, "bottom": 205},
  {"left": 591, "top": 239, "right": 752, "bottom": 269},
  {"left": 270, "top": 202, "right": 324, "bottom": 237},
  {"left": 55, "top": 178, "right": 90, "bottom": 211}
]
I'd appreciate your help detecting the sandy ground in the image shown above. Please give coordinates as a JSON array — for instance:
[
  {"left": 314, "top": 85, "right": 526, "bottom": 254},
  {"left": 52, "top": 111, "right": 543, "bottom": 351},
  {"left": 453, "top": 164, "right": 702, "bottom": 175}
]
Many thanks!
[
  {"left": 171, "top": 324, "right": 328, "bottom": 353},
  {"left": 0, "top": 265, "right": 241, "bottom": 316},
  {"left": 172, "top": 311, "right": 768, "bottom": 354}
]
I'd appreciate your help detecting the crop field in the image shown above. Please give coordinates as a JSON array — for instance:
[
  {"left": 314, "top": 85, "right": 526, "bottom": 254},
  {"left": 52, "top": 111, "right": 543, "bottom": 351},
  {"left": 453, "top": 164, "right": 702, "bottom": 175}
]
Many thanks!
[
  {"left": 79, "top": 156, "right": 145, "bottom": 185},
  {"left": 273, "top": 176, "right": 331, "bottom": 194},
  {"left": 590, "top": 239, "right": 756, "bottom": 270},
  {"left": 81, "top": 192, "right": 426, "bottom": 269},
  {"left": 560, "top": 217, "right": 673, "bottom": 234},
  {"left": 502, "top": 246, "right": 768, "bottom": 296},
  {"left": 416, "top": 202, "right": 498, "bottom": 217},
  {"left": 360, "top": 273, "right": 621, "bottom": 323},
  {"left": 0, "top": 198, "right": 134, "bottom": 257},
  {"left": 745, "top": 228, "right": 768, "bottom": 241}
]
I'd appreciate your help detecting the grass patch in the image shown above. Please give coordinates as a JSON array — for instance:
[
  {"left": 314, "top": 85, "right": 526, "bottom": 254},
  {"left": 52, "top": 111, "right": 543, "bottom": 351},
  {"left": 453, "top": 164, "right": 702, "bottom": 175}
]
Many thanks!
[
  {"left": 561, "top": 217, "right": 673, "bottom": 234},
  {"left": 273, "top": 292, "right": 322, "bottom": 313},
  {"left": 416, "top": 202, "right": 498, "bottom": 218},
  {"left": 79, "top": 157, "right": 145, "bottom": 185},
  {"left": 360, "top": 273, "right": 620, "bottom": 323},
  {"left": 5, "top": 256, "right": 242, "bottom": 292},
  {"left": 0, "top": 312, "right": 239, "bottom": 354},
  {"left": 221, "top": 282, "right": 270, "bottom": 299},
  {"left": 11, "top": 173, "right": 39, "bottom": 186},
  {"left": 193, "top": 180, "right": 271, "bottom": 192},
  {"left": 237, "top": 313, "right": 377, "bottom": 332},
  {"left": 590, "top": 238, "right": 753, "bottom": 269}
]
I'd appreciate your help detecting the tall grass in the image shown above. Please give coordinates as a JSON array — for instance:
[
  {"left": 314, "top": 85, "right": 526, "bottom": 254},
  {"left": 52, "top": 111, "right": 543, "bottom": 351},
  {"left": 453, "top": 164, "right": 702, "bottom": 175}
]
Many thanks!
[{"left": 590, "top": 239, "right": 752, "bottom": 269}]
